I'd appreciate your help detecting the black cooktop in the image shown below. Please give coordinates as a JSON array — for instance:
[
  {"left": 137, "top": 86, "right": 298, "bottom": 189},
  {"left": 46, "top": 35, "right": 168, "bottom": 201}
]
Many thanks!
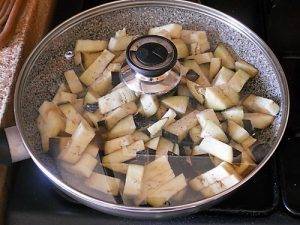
[{"left": 5, "top": 0, "right": 300, "bottom": 224}]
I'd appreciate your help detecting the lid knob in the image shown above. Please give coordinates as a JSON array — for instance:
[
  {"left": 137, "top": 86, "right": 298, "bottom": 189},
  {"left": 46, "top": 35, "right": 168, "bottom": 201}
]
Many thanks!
[{"left": 126, "top": 35, "right": 177, "bottom": 77}]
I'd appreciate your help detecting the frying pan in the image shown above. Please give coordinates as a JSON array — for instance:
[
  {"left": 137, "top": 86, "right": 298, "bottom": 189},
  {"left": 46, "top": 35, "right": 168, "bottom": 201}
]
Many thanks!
[{"left": 0, "top": 0, "right": 289, "bottom": 219}]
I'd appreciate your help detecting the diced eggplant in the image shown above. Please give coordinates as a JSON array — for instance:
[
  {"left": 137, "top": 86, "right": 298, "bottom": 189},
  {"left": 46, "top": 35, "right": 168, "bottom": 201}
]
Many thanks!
[
  {"left": 241, "top": 136, "right": 257, "bottom": 149},
  {"left": 140, "top": 94, "right": 159, "bottom": 117},
  {"left": 79, "top": 49, "right": 115, "bottom": 85},
  {"left": 104, "top": 135, "right": 134, "bottom": 155},
  {"left": 59, "top": 103, "right": 85, "bottom": 134},
  {"left": 49, "top": 137, "right": 70, "bottom": 158},
  {"left": 102, "top": 140, "right": 145, "bottom": 164},
  {"left": 111, "top": 71, "right": 121, "bottom": 87},
  {"left": 221, "top": 106, "right": 244, "bottom": 125},
  {"left": 39, "top": 101, "right": 63, "bottom": 119},
  {"left": 227, "top": 69, "right": 250, "bottom": 92},
  {"left": 98, "top": 86, "right": 137, "bottom": 114},
  {"left": 161, "top": 96, "right": 189, "bottom": 114},
  {"left": 235, "top": 60, "right": 258, "bottom": 77},
  {"left": 145, "top": 137, "right": 160, "bottom": 150},
  {"left": 147, "top": 28, "right": 171, "bottom": 39},
  {"left": 37, "top": 112, "right": 66, "bottom": 152},
  {"left": 73, "top": 98, "right": 84, "bottom": 113},
  {"left": 132, "top": 131, "right": 150, "bottom": 142},
  {"left": 69, "top": 153, "right": 98, "bottom": 177},
  {"left": 156, "top": 137, "right": 174, "bottom": 156},
  {"left": 133, "top": 113, "right": 156, "bottom": 129},
  {"left": 250, "top": 143, "right": 270, "bottom": 163},
  {"left": 85, "top": 172, "right": 121, "bottom": 196},
  {"left": 214, "top": 44, "right": 235, "bottom": 69},
  {"left": 84, "top": 90, "right": 99, "bottom": 105},
  {"left": 81, "top": 51, "right": 102, "bottom": 69},
  {"left": 84, "top": 143, "right": 99, "bottom": 158},
  {"left": 108, "top": 115, "right": 136, "bottom": 139},
  {"left": 243, "top": 113, "right": 274, "bottom": 129},
  {"left": 189, "top": 125, "right": 202, "bottom": 145},
  {"left": 112, "top": 51, "right": 126, "bottom": 64},
  {"left": 64, "top": 70, "right": 83, "bottom": 94},
  {"left": 147, "top": 118, "right": 168, "bottom": 138},
  {"left": 172, "top": 143, "right": 180, "bottom": 155},
  {"left": 193, "top": 52, "right": 214, "bottom": 64},
  {"left": 164, "top": 110, "right": 199, "bottom": 142},
  {"left": 83, "top": 102, "right": 99, "bottom": 113},
  {"left": 75, "top": 39, "right": 108, "bottom": 52},
  {"left": 186, "top": 70, "right": 199, "bottom": 82},
  {"left": 190, "top": 154, "right": 216, "bottom": 173},
  {"left": 55, "top": 91, "right": 77, "bottom": 105},
  {"left": 102, "top": 163, "right": 129, "bottom": 174},
  {"left": 52, "top": 84, "right": 69, "bottom": 105},
  {"left": 134, "top": 156, "right": 175, "bottom": 206},
  {"left": 147, "top": 174, "right": 187, "bottom": 207},
  {"left": 242, "top": 94, "right": 280, "bottom": 116},
  {"left": 172, "top": 39, "right": 189, "bottom": 59},
  {"left": 58, "top": 121, "right": 95, "bottom": 164},
  {"left": 227, "top": 120, "right": 250, "bottom": 144},
  {"left": 181, "top": 30, "right": 207, "bottom": 45},
  {"left": 200, "top": 120, "right": 228, "bottom": 143},
  {"left": 149, "top": 24, "right": 182, "bottom": 38},
  {"left": 195, "top": 137, "right": 234, "bottom": 163},
  {"left": 189, "top": 162, "right": 236, "bottom": 191},
  {"left": 196, "top": 109, "right": 220, "bottom": 128},
  {"left": 108, "top": 36, "right": 134, "bottom": 51},
  {"left": 183, "top": 60, "right": 211, "bottom": 86},
  {"left": 180, "top": 134, "right": 194, "bottom": 147},
  {"left": 209, "top": 57, "right": 222, "bottom": 80},
  {"left": 242, "top": 119, "right": 254, "bottom": 135},
  {"left": 199, "top": 174, "right": 241, "bottom": 198},
  {"left": 105, "top": 102, "right": 138, "bottom": 130},
  {"left": 212, "top": 66, "right": 235, "bottom": 86},
  {"left": 156, "top": 104, "right": 168, "bottom": 119},
  {"left": 218, "top": 84, "right": 239, "bottom": 106},
  {"left": 190, "top": 41, "right": 210, "bottom": 55},
  {"left": 204, "top": 86, "right": 232, "bottom": 110},
  {"left": 162, "top": 108, "right": 177, "bottom": 126},
  {"left": 186, "top": 80, "right": 205, "bottom": 104},
  {"left": 123, "top": 164, "right": 144, "bottom": 197}
]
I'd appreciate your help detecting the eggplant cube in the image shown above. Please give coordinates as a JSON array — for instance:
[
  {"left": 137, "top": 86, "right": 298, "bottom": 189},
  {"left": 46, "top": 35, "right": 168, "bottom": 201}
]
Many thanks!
[
  {"left": 196, "top": 109, "right": 220, "bottom": 128},
  {"left": 214, "top": 44, "right": 235, "bottom": 69},
  {"left": 123, "top": 164, "right": 144, "bottom": 197},
  {"left": 196, "top": 137, "right": 233, "bottom": 163},
  {"left": 244, "top": 113, "right": 274, "bottom": 129},
  {"left": 242, "top": 94, "right": 280, "bottom": 116},
  {"left": 227, "top": 69, "right": 250, "bottom": 92},
  {"left": 200, "top": 120, "right": 228, "bottom": 143},
  {"left": 147, "top": 174, "right": 187, "bottom": 207},
  {"left": 85, "top": 172, "right": 120, "bottom": 196},
  {"left": 212, "top": 66, "right": 235, "bottom": 86},
  {"left": 140, "top": 94, "right": 159, "bottom": 117}
]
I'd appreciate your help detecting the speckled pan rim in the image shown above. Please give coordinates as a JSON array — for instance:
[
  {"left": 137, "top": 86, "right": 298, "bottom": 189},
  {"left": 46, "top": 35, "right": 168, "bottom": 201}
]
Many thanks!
[{"left": 14, "top": 0, "right": 289, "bottom": 216}]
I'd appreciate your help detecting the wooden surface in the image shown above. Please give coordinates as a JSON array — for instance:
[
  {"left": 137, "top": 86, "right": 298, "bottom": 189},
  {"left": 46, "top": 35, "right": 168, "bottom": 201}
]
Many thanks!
[{"left": 0, "top": 0, "right": 56, "bottom": 224}]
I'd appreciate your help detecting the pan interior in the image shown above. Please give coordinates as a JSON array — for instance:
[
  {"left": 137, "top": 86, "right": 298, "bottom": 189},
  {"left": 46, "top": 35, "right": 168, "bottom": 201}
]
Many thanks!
[{"left": 16, "top": 3, "right": 285, "bottom": 210}]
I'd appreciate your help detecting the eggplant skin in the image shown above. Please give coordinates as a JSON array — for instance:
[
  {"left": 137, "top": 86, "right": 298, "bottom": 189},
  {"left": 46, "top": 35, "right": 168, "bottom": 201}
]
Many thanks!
[
  {"left": 242, "top": 119, "right": 254, "bottom": 135},
  {"left": 251, "top": 143, "right": 270, "bottom": 163},
  {"left": 162, "top": 129, "right": 179, "bottom": 143},
  {"left": 111, "top": 71, "right": 121, "bottom": 87}
]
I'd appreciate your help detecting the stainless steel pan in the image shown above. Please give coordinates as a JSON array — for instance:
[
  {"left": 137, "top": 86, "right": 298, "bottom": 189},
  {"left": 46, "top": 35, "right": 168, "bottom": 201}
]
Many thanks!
[{"left": 3, "top": 0, "right": 289, "bottom": 219}]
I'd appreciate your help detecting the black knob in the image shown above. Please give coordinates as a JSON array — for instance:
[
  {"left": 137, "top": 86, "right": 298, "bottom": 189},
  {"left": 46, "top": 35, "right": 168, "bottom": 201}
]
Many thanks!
[
  {"left": 126, "top": 35, "right": 177, "bottom": 78},
  {"left": 136, "top": 42, "right": 168, "bottom": 66}
]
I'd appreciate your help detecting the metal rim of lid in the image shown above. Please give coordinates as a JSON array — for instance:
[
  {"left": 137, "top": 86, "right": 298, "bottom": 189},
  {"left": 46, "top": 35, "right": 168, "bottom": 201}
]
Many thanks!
[{"left": 126, "top": 35, "right": 177, "bottom": 77}]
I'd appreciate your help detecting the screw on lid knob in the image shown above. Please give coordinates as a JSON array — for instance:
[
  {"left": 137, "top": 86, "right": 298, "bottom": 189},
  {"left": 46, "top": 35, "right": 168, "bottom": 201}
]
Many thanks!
[{"left": 126, "top": 35, "right": 177, "bottom": 78}]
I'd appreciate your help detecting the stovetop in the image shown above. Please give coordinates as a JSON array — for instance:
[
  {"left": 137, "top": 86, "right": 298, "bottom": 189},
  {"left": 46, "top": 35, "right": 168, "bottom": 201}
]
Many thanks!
[{"left": 5, "top": 0, "right": 300, "bottom": 224}]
